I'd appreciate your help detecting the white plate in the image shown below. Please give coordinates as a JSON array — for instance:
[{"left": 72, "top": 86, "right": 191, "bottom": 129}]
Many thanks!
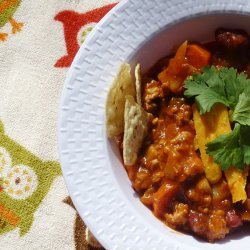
[{"left": 58, "top": 0, "right": 250, "bottom": 249}]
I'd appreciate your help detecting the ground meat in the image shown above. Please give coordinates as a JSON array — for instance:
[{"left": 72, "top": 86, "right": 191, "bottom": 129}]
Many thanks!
[
  {"left": 189, "top": 210, "right": 208, "bottom": 236},
  {"left": 189, "top": 209, "right": 229, "bottom": 242},
  {"left": 133, "top": 167, "right": 152, "bottom": 191},
  {"left": 186, "top": 176, "right": 212, "bottom": 207},
  {"left": 143, "top": 80, "right": 163, "bottom": 113},
  {"left": 149, "top": 98, "right": 204, "bottom": 181},
  {"left": 212, "top": 180, "right": 231, "bottom": 209},
  {"left": 165, "top": 98, "right": 193, "bottom": 125},
  {"left": 207, "top": 210, "right": 229, "bottom": 242},
  {"left": 165, "top": 203, "right": 189, "bottom": 228}
]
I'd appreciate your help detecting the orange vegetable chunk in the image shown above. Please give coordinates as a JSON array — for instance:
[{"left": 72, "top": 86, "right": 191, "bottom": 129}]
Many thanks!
[
  {"left": 153, "top": 180, "right": 179, "bottom": 218},
  {"left": 186, "top": 44, "right": 211, "bottom": 69},
  {"left": 158, "top": 41, "right": 188, "bottom": 83}
]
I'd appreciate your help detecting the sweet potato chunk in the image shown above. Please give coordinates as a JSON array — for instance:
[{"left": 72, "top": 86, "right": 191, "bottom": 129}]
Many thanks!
[
  {"left": 153, "top": 180, "right": 179, "bottom": 218},
  {"left": 186, "top": 44, "right": 211, "bottom": 69},
  {"left": 158, "top": 41, "right": 188, "bottom": 93},
  {"left": 167, "top": 41, "right": 188, "bottom": 74}
]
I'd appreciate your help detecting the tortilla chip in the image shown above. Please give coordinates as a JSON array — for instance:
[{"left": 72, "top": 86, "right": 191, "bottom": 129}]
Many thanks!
[
  {"left": 135, "top": 64, "right": 142, "bottom": 106},
  {"left": 106, "top": 63, "right": 135, "bottom": 138},
  {"left": 123, "top": 95, "right": 148, "bottom": 165}
]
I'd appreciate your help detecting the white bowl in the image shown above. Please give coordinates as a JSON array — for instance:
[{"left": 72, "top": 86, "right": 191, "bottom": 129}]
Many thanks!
[{"left": 58, "top": 0, "right": 250, "bottom": 249}]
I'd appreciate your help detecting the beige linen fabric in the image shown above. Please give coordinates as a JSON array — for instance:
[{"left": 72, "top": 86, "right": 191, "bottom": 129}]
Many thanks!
[{"left": 0, "top": 0, "right": 117, "bottom": 249}]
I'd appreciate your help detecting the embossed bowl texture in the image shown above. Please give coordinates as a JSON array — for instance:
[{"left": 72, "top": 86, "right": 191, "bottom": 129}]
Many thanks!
[{"left": 58, "top": 0, "right": 250, "bottom": 249}]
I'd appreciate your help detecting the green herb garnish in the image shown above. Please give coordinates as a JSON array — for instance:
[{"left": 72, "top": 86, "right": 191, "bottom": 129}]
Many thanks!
[
  {"left": 206, "top": 123, "right": 250, "bottom": 170},
  {"left": 184, "top": 66, "right": 250, "bottom": 170}
]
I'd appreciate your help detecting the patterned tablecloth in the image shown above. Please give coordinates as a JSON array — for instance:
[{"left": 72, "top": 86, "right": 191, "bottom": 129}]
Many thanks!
[{"left": 0, "top": 0, "right": 117, "bottom": 249}]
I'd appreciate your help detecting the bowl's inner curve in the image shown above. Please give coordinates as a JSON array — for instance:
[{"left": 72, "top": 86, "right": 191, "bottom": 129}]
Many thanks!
[{"left": 107, "top": 13, "right": 250, "bottom": 248}]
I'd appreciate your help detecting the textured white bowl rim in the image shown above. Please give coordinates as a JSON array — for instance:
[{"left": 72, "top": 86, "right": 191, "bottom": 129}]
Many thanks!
[{"left": 58, "top": 0, "right": 250, "bottom": 249}]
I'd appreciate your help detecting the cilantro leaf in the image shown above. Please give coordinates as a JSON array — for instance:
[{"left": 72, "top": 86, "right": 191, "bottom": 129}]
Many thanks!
[
  {"left": 184, "top": 65, "right": 250, "bottom": 170},
  {"left": 184, "top": 76, "right": 207, "bottom": 97},
  {"left": 206, "top": 124, "right": 250, "bottom": 170},
  {"left": 204, "top": 66, "right": 227, "bottom": 96},
  {"left": 239, "top": 125, "right": 250, "bottom": 165},
  {"left": 232, "top": 92, "right": 250, "bottom": 126},
  {"left": 206, "top": 124, "right": 244, "bottom": 170},
  {"left": 184, "top": 66, "right": 229, "bottom": 114},
  {"left": 194, "top": 90, "right": 229, "bottom": 114},
  {"left": 184, "top": 66, "right": 250, "bottom": 115},
  {"left": 219, "top": 68, "right": 250, "bottom": 107}
]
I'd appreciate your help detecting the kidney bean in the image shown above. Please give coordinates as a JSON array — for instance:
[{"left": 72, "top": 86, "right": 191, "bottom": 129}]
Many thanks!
[
  {"left": 215, "top": 28, "right": 249, "bottom": 49},
  {"left": 226, "top": 210, "right": 242, "bottom": 228},
  {"left": 189, "top": 210, "right": 207, "bottom": 234}
]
